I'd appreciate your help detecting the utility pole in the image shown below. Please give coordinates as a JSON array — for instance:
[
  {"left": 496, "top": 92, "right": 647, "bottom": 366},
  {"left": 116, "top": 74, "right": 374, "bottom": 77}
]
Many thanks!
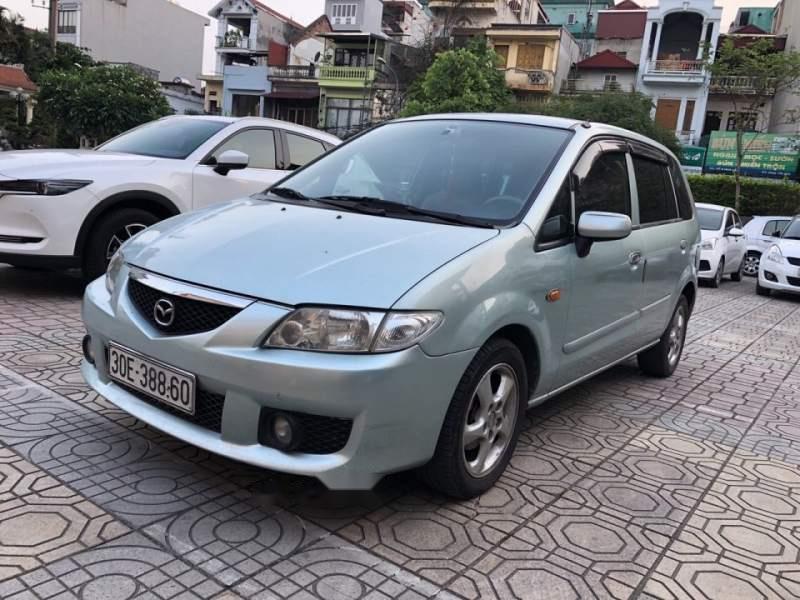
[{"left": 48, "top": 0, "right": 58, "bottom": 49}]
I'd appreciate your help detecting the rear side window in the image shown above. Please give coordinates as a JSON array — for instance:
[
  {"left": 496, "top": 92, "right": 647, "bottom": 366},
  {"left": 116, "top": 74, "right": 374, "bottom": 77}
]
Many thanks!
[
  {"left": 632, "top": 156, "right": 677, "bottom": 225},
  {"left": 668, "top": 159, "right": 693, "bottom": 220},
  {"left": 574, "top": 151, "right": 631, "bottom": 220},
  {"left": 286, "top": 133, "right": 327, "bottom": 169},
  {"left": 762, "top": 219, "right": 788, "bottom": 237}
]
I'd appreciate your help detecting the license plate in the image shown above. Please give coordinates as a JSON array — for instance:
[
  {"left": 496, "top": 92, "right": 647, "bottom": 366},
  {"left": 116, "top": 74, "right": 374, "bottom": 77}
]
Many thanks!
[{"left": 107, "top": 343, "right": 195, "bottom": 415}]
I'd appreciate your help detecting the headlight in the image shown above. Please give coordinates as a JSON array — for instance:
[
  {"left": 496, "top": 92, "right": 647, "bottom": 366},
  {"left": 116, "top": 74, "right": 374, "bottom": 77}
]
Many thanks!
[
  {"left": 700, "top": 238, "right": 717, "bottom": 250},
  {"left": 105, "top": 250, "right": 125, "bottom": 294},
  {"left": 265, "top": 308, "right": 443, "bottom": 353},
  {"left": 0, "top": 179, "right": 92, "bottom": 196},
  {"left": 765, "top": 245, "right": 783, "bottom": 264}
]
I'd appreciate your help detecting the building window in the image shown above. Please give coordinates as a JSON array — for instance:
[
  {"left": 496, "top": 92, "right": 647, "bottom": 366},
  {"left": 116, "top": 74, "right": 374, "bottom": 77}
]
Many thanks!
[
  {"left": 603, "top": 74, "right": 619, "bottom": 91},
  {"left": 727, "top": 112, "right": 758, "bottom": 132},
  {"left": 516, "top": 44, "right": 545, "bottom": 70},
  {"left": 495, "top": 45, "right": 510, "bottom": 68},
  {"left": 325, "top": 98, "right": 370, "bottom": 135},
  {"left": 567, "top": 13, "right": 576, "bottom": 25},
  {"left": 334, "top": 48, "right": 368, "bottom": 67},
  {"left": 615, "top": 50, "right": 627, "bottom": 59},
  {"left": 57, "top": 9, "right": 77, "bottom": 34},
  {"left": 331, "top": 3, "right": 358, "bottom": 25}
]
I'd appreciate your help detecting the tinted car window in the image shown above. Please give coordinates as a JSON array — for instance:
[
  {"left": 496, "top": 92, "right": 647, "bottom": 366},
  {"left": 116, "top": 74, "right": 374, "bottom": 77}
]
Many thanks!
[
  {"left": 762, "top": 219, "right": 789, "bottom": 237},
  {"left": 213, "top": 129, "right": 276, "bottom": 170},
  {"left": 725, "top": 211, "right": 735, "bottom": 231},
  {"left": 98, "top": 119, "right": 227, "bottom": 159},
  {"left": 575, "top": 152, "right": 631, "bottom": 220},
  {"left": 538, "top": 180, "right": 572, "bottom": 245},
  {"left": 633, "top": 157, "right": 677, "bottom": 224},
  {"left": 697, "top": 207, "right": 724, "bottom": 231},
  {"left": 668, "top": 159, "right": 693, "bottom": 220},
  {"left": 274, "top": 120, "right": 573, "bottom": 224},
  {"left": 286, "top": 133, "right": 327, "bottom": 168},
  {"left": 782, "top": 219, "right": 800, "bottom": 240}
]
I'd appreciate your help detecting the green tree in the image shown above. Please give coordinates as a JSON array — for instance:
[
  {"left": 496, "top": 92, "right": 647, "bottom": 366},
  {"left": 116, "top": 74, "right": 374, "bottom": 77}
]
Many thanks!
[
  {"left": 37, "top": 65, "right": 171, "bottom": 146},
  {"left": 401, "top": 38, "right": 511, "bottom": 117},
  {"left": 506, "top": 92, "right": 681, "bottom": 156},
  {"left": 706, "top": 38, "right": 800, "bottom": 212}
]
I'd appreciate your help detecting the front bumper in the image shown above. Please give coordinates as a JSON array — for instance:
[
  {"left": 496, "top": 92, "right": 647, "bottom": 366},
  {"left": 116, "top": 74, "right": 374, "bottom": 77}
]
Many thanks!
[
  {"left": 697, "top": 249, "right": 720, "bottom": 279},
  {"left": 759, "top": 259, "right": 800, "bottom": 295},
  {"left": 81, "top": 275, "right": 476, "bottom": 490}
]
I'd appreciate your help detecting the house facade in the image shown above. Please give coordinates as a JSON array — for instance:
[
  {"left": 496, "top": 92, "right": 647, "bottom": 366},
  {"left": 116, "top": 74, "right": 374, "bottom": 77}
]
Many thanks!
[
  {"left": 594, "top": 0, "right": 646, "bottom": 64},
  {"left": 635, "top": 0, "right": 723, "bottom": 146},
  {"left": 487, "top": 23, "right": 579, "bottom": 98},
  {"left": 564, "top": 49, "right": 637, "bottom": 94},
  {"left": 0, "top": 64, "right": 37, "bottom": 125},
  {"left": 769, "top": 0, "right": 800, "bottom": 133},
  {"left": 427, "top": 0, "right": 546, "bottom": 43},
  {"left": 539, "top": 0, "right": 614, "bottom": 57},
  {"left": 56, "top": 0, "right": 208, "bottom": 90}
]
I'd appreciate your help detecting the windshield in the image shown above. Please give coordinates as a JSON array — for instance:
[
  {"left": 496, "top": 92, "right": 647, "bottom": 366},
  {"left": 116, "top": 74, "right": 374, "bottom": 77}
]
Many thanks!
[
  {"left": 97, "top": 119, "right": 228, "bottom": 159},
  {"left": 697, "top": 207, "right": 724, "bottom": 231},
  {"left": 783, "top": 219, "right": 800, "bottom": 240},
  {"left": 269, "top": 120, "right": 573, "bottom": 224}
]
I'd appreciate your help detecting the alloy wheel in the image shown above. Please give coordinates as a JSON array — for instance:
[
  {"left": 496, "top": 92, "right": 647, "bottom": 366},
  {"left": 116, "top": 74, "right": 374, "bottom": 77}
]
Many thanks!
[
  {"left": 462, "top": 363, "right": 519, "bottom": 478},
  {"left": 105, "top": 223, "right": 148, "bottom": 260},
  {"left": 743, "top": 254, "right": 760, "bottom": 277},
  {"left": 667, "top": 306, "right": 687, "bottom": 368}
]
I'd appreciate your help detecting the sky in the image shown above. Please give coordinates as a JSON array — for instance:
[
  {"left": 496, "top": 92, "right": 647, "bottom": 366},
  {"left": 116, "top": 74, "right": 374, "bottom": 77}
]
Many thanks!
[{"left": 1, "top": 0, "right": 782, "bottom": 73}]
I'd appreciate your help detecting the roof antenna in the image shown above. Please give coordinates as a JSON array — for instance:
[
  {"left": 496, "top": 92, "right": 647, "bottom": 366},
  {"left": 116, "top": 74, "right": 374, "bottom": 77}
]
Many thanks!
[{"left": 581, "top": 121, "right": 592, "bottom": 128}]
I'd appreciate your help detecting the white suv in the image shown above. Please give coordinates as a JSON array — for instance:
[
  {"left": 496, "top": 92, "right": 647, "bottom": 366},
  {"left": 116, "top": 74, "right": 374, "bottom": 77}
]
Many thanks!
[
  {"left": 696, "top": 202, "right": 746, "bottom": 287},
  {"left": 742, "top": 215, "right": 792, "bottom": 276},
  {"left": 0, "top": 116, "right": 339, "bottom": 279}
]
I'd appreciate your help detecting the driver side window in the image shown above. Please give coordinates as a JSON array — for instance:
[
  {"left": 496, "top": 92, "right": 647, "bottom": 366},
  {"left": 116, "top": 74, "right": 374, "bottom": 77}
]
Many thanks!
[
  {"left": 212, "top": 129, "right": 277, "bottom": 170},
  {"left": 574, "top": 149, "right": 632, "bottom": 221}
]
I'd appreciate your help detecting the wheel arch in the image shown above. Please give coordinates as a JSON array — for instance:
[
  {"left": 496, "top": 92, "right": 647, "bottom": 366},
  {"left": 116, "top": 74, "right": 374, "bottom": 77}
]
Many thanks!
[
  {"left": 680, "top": 281, "right": 697, "bottom": 314},
  {"left": 74, "top": 191, "right": 180, "bottom": 257},
  {"left": 488, "top": 324, "right": 541, "bottom": 395}
]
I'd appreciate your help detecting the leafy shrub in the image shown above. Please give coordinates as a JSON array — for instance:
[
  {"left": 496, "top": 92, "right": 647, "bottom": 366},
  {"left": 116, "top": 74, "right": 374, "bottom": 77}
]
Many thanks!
[{"left": 687, "top": 174, "right": 800, "bottom": 217}]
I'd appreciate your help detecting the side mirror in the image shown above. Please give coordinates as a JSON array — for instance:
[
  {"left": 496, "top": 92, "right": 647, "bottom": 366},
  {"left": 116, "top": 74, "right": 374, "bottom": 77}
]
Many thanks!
[
  {"left": 575, "top": 211, "right": 632, "bottom": 258},
  {"left": 728, "top": 227, "right": 745, "bottom": 238},
  {"left": 213, "top": 150, "right": 249, "bottom": 176}
]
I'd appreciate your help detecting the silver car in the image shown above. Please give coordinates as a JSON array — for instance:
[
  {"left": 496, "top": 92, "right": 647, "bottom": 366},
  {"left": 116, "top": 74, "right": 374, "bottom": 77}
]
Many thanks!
[{"left": 81, "top": 115, "right": 700, "bottom": 498}]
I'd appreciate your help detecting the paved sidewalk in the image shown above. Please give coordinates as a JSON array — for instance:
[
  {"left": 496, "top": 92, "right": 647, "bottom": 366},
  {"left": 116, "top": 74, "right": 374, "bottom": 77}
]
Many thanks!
[{"left": 0, "top": 266, "right": 799, "bottom": 600}]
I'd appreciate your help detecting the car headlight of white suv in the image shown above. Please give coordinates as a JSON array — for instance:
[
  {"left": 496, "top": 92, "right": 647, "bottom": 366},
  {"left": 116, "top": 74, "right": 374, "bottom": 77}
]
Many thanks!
[
  {"left": 0, "top": 179, "right": 92, "bottom": 196},
  {"left": 700, "top": 238, "right": 717, "bottom": 250},
  {"left": 265, "top": 308, "right": 443, "bottom": 353},
  {"left": 765, "top": 244, "right": 784, "bottom": 264}
]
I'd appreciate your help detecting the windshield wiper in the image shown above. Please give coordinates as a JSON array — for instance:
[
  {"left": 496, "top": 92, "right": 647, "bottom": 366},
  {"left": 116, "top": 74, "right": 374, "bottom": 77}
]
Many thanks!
[
  {"left": 268, "top": 186, "right": 310, "bottom": 200},
  {"left": 316, "top": 195, "right": 494, "bottom": 228}
]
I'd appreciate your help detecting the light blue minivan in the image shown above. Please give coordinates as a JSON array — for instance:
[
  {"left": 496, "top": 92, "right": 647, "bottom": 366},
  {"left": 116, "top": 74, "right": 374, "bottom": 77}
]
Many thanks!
[{"left": 81, "top": 114, "right": 700, "bottom": 498}]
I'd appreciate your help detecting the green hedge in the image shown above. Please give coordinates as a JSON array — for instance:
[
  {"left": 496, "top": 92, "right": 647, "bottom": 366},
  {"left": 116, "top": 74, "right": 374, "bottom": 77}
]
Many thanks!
[{"left": 687, "top": 175, "right": 800, "bottom": 217}]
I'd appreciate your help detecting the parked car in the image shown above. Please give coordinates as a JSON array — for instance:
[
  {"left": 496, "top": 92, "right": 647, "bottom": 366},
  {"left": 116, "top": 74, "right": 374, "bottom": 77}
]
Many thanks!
[
  {"left": 757, "top": 216, "right": 800, "bottom": 297},
  {"left": 696, "top": 202, "right": 746, "bottom": 287},
  {"left": 81, "top": 115, "right": 700, "bottom": 498},
  {"left": 742, "top": 215, "right": 792, "bottom": 276},
  {"left": 0, "top": 116, "right": 339, "bottom": 280}
]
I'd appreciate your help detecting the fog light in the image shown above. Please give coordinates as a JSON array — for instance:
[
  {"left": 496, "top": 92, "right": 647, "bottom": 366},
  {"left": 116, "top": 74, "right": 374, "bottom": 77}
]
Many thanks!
[
  {"left": 765, "top": 271, "right": 778, "bottom": 282},
  {"left": 82, "top": 334, "right": 95, "bottom": 365}
]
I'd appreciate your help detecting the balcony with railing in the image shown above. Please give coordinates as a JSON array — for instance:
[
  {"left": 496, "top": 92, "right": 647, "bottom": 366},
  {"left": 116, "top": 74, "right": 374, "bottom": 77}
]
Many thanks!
[
  {"left": 269, "top": 65, "right": 319, "bottom": 81},
  {"left": 709, "top": 76, "right": 776, "bottom": 96},
  {"left": 428, "top": 0, "right": 497, "bottom": 9},
  {"left": 216, "top": 35, "right": 253, "bottom": 51},
  {"left": 643, "top": 59, "right": 706, "bottom": 84},
  {"left": 319, "top": 65, "right": 376, "bottom": 88},
  {"left": 503, "top": 69, "right": 555, "bottom": 93},
  {"left": 561, "top": 79, "right": 636, "bottom": 95}
]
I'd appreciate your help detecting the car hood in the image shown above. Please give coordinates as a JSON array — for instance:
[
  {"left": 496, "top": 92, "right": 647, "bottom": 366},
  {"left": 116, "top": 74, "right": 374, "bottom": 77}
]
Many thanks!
[
  {"left": 779, "top": 239, "right": 800, "bottom": 258},
  {"left": 700, "top": 229, "right": 720, "bottom": 241},
  {"left": 0, "top": 149, "right": 157, "bottom": 179},
  {"left": 124, "top": 199, "right": 500, "bottom": 307}
]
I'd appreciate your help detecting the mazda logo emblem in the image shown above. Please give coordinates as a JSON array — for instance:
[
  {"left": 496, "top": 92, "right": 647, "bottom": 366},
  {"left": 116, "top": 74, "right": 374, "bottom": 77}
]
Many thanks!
[{"left": 153, "top": 298, "right": 175, "bottom": 327}]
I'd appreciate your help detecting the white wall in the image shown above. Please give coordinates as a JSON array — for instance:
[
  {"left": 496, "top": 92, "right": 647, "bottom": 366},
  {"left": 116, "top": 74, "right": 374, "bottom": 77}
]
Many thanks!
[
  {"left": 770, "top": 0, "right": 800, "bottom": 133},
  {"left": 595, "top": 38, "right": 643, "bottom": 64},
  {"left": 73, "top": 0, "right": 208, "bottom": 89},
  {"left": 573, "top": 70, "right": 637, "bottom": 92},
  {"left": 555, "top": 30, "right": 580, "bottom": 94}
]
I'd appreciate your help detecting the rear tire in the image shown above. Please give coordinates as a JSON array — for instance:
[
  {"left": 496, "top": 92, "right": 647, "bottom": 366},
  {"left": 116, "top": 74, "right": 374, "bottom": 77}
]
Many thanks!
[
  {"left": 756, "top": 281, "right": 771, "bottom": 297},
  {"left": 637, "top": 296, "right": 689, "bottom": 378},
  {"left": 742, "top": 252, "right": 761, "bottom": 277},
  {"left": 709, "top": 258, "right": 724, "bottom": 288},
  {"left": 421, "top": 338, "right": 528, "bottom": 499},
  {"left": 731, "top": 257, "right": 744, "bottom": 282},
  {"left": 82, "top": 208, "right": 159, "bottom": 281}
]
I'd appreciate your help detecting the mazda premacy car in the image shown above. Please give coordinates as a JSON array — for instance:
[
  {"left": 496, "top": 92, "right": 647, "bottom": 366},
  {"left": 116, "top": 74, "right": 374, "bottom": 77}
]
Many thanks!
[{"left": 81, "top": 115, "right": 700, "bottom": 498}]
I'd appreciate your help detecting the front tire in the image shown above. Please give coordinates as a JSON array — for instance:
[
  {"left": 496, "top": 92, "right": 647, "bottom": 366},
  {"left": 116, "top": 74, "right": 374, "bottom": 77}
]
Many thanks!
[
  {"left": 742, "top": 252, "right": 761, "bottom": 277},
  {"left": 731, "top": 257, "right": 744, "bottom": 282},
  {"left": 709, "top": 258, "right": 724, "bottom": 288},
  {"left": 82, "top": 208, "right": 159, "bottom": 281},
  {"left": 421, "top": 338, "right": 528, "bottom": 499},
  {"left": 637, "top": 296, "right": 689, "bottom": 378}
]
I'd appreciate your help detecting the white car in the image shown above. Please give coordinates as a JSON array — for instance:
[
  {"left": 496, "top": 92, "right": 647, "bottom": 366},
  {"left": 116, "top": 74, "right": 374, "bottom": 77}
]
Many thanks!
[
  {"left": 0, "top": 116, "right": 339, "bottom": 279},
  {"left": 742, "top": 215, "right": 792, "bottom": 277},
  {"left": 757, "top": 216, "right": 800, "bottom": 297},
  {"left": 696, "top": 202, "right": 746, "bottom": 287}
]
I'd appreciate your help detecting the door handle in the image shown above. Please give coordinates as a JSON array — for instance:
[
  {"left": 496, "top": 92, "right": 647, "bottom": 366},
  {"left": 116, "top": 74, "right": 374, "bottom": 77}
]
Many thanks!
[{"left": 629, "top": 251, "right": 642, "bottom": 266}]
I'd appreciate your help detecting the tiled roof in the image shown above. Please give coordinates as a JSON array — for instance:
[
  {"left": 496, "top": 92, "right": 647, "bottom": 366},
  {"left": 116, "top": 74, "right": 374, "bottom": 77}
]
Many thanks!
[
  {"left": 612, "top": 0, "right": 644, "bottom": 10},
  {"left": 0, "top": 64, "right": 37, "bottom": 92},
  {"left": 596, "top": 6, "right": 646, "bottom": 39},
  {"left": 730, "top": 24, "right": 769, "bottom": 35},
  {"left": 576, "top": 49, "right": 638, "bottom": 69}
]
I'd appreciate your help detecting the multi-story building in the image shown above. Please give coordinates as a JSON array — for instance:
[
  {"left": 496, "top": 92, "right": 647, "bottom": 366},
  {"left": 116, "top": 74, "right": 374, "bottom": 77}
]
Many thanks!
[
  {"left": 487, "top": 23, "right": 579, "bottom": 98},
  {"left": 206, "top": 0, "right": 304, "bottom": 117},
  {"left": 731, "top": 5, "right": 776, "bottom": 33},
  {"left": 635, "top": 0, "right": 723, "bottom": 146},
  {"left": 594, "top": 0, "right": 646, "bottom": 63},
  {"left": 539, "top": 0, "right": 614, "bottom": 57},
  {"left": 427, "top": 0, "right": 547, "bottom": 44},
  {"left": 382, "top": 1, "right": 433, "bottom": 46},
  {"left": 769, "top": 0, "right": 800, "bottom": 133},
  {"left": 56, "top": 0, "right": 208, "bottom": 89}
]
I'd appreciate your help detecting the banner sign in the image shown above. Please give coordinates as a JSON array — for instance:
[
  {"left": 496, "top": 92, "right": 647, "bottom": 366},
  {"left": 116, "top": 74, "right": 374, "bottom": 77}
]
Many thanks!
[{"left": 705, "top": 132, "right": 800, "bottom": 179}]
